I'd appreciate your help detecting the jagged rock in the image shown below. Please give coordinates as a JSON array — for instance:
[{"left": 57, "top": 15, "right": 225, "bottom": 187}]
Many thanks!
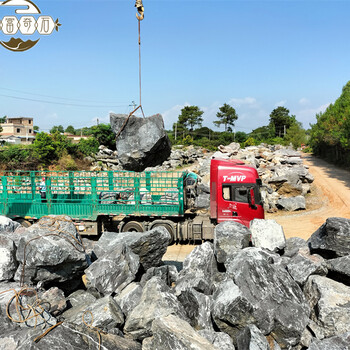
[
  {"left": 85, "top": 243, "right": 139, "bottom": 295},
  {"left": 62, "top": 295, "right": 124, "bottom": 331},
  {"left": 114, "top": 282, "right": 143, "bottom": 317},
  {"left": 277, "top": 195, "right": 306, "bottom": 211},
  {"left": 110, "top": 113, "right": 171, "bottom": 171},
  {"left": 93, "top": 227, "right": 170, "bottom": 271},
  {"left": 212, "top": 278, "right": 256, "bottom": 342},
  {"left": 225, "top": 248, "right": 310, "bottom": 348},
  {"left": 194, "top": 193, "right": 210, "bottom": 208},
  {"left": 178, "top": 287, "right": 213, "bottom": 331},
  {"left": 284, "top": 237, "right": 308, "bottom": 257},
  {"left": 124, "top": 277, "right": 188, "bottom": 341},
  {"left": 218, "top": 142, "right": 240, "bottom": 155},
  {"left": 0, "top": 216, "right": 20, "bottom": 233},
  {"left": 308, "top": 217, "right": 350, "bottom": 258},
  {"left": 214, "top": 221, "right": 251, "bottom": 264},
  {"left": 41, "top": 287, "right": 67, "bottom": 316},
  {"left": 66, "top": 289, "right": 96, "bottom": 308},
  {"left": 0, "top": 235, "right": 18, "bottom": 281},
  {"left": 308, "top": 332, "right": 350, "bottom": 350},
  {"left": 286, "top": 248, "right": 328, "bottom": 286},
  {"left": 140, "top": 265, "right": 178, "bottom": 287},
  {"left": 236, "top": 324, "right": 270, "bottom": 350},
  {"left": 326, "top": 255, "right": 350, "bottom": 285},
  {"left": 15, "top": 216, "right": 88, "bottom": 285},
  {"left": 0, "top": 322, "right": 141, "bottom": 350},
  {"left": 175, "top": 242, "right": 218, "bottom": 295},
  {"left": 198, "top": 329, "right": 236, "bottom": 350},
  {"left": 142, "top": 314, "right": 217, "bottom": 350},
  {"left": 304, "top": 275, "right": 350, "bottom": 338},
  {"left": 250, "top": 219, "right": 286, "bottom": 252}
]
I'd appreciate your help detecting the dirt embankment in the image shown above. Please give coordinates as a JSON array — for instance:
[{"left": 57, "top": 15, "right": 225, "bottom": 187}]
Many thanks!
[{"left": 267, "top": 154, "right": 350, "bottom": 239}]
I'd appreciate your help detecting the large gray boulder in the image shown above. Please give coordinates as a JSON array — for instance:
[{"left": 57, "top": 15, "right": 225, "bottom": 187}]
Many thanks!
[
  {"left": 140, "top": 265, "right": 178, "bottom": 288},
  {"left": 250, "top": 219, "right": 286, "bottom": 252},
  {"left": 178, "top": 287, "right": 213, "bottom": 331},
  {"left": 62, "top": 295, "right": 124, "bottom": 331},
  {"left": 85, "top": 243, "right": 139, "bottom": 295},
  {"left": 0, "top": 235, "right": 18, "bottom": 281},
  {"left": 124, "top": 276, "right": 188, "bottom": 341},
  {"left": 225, "top": 248, "right": 310, "bottom": 348},
  {"left": 15, "top": 216, "right": 88, "bottom": 285},
  {"left": 277, "top": 195, "right": 306, "bottom": 211},
  {"left": 0, "top": 216, "right": 20, "bottom": 233},
  {"left": 198, "top": 329, "right": 236, "bottom": 350},
  {"left": 114, "top": 282, "right": 143, "bottom": 317},
  {"left": 214, "top": 221, "right": 251, "bottom": 264},
  {"left": 304, "top": 275, "right": 350, "bottom": 339},
  {"left": 212, "top": 278, "right": 256, "bottom": 342},
  {"left": 110, "top": 113, "right": 171, "bottom": 171},
  {"left": 286, "top": 248, "right": 328, "bottom": 286},
  {"left": 93, "top": 227, "right": 170, "bottom": 271},
  {"left": 308, "top": 332, "right": 350, "bottom": 350},
  {"left": 236, "top": 324, "right": 270, "bottom": 350},
  {"left": 175, "top": 242, "right": 218, "bottom": 295},
  {"left": 326, "top": 255, "right": 350, "bottom": 285},
  {"left": 308, "top": 217, "right": 350, "bottom": 258},
  {"left": 0, "top": 321, "right": 142, "bottom": 350},
  {"left": 142, "top": 314, "right": 217, "bottom": 350}
]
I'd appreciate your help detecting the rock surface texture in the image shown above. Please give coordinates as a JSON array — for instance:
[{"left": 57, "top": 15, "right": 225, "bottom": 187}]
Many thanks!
[
  {"left": 1, "top": 216, "right": 350, "bottom": 349},
  {"left": 110, "top": 113, "right": 171, "bottom": 171}
]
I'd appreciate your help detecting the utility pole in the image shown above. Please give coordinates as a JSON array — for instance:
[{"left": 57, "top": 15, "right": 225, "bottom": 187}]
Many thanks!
[
  {"left": 175, "top": 123, "right": 177, "bottom": 141},
  {"left": 234, "top": 127, "right": 236, "bottom": 142},
  {"left": 284, "top": 125, "right": 286, "bottom": 136},
  {"left": 129, "top": 101, "right": 137, "bottom": 109},
  {"left": 97, "top": 118, "right": 99, "bottom": 126}
]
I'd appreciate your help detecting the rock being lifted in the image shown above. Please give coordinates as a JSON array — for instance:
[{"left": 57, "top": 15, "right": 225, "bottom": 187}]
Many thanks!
[{"left": 110, "top": 113, "right": 172, "bottom": 172}]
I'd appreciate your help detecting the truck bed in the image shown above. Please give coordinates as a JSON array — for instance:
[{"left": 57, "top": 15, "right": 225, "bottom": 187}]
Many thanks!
[{"left": 0, "top": 170, "right": 185, "bottom": 221}]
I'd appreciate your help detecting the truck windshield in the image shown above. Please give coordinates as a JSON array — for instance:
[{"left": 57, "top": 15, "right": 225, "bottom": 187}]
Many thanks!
[{"left": 222, "top": 184, "right": 262, "bottom": 205}]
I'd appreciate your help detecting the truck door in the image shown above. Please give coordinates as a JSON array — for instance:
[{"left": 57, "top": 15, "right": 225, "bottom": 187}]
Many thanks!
[{"left": 220, "top": 183, "right": 264, "bottom": 226}]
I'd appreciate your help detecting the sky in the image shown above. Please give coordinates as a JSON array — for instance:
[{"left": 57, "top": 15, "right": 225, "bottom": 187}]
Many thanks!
[{"left": 0, "top": 0, "right": 350, "bottom": 134}]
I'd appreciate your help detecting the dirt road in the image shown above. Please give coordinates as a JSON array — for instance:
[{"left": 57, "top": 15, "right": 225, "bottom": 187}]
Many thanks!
[
  {"left": 269, "top": 154, "right": 350, "bottom": 239},
  {"left": 164, "top": 154, "right": 350, "bottom": 262}
]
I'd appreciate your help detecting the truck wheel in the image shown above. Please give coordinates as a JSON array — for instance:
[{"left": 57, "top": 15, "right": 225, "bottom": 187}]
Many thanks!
[
  {"left": 149, "top": 221, "right": 175, "bottom": 244},
  {"left": 121, "top": 221, "right": 144, "bottom": 233}
]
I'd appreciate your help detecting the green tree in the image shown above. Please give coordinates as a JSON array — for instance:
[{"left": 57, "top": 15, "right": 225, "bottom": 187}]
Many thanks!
[
  {"left": 78, "top": 137, "right": 99, "bottom": 156},
  {"left": 178, "top": 106, "right": 204, "bottom": 131},
  {"left": 33, "top": 126, "right": 39, "bottom": 132},
  {"left": 284, "top": 122, "right": 307, "bottom": 149},
  {"left": 65, "top": 125, "right": 75, "bottom": 134},
  {"left": 213, "top": 103, "right": 238, "bottom": 131},
  {"left": 90, "top": 124, "right": 116, "bottom": 150},
  {"left": 50, "top": 125, "right": 64, "bottom": 134},
  {"left": 235, "top": 131, "right": 248, "bottom": 143},
  {"left": 269, "top": 107, "right": 296, "bottom": 137},
  {"left": 310, "top": 81, "right": 350, "bottom": 163},
  {"left": 32, "top": 132, "right": 57, "bottom": 163}
]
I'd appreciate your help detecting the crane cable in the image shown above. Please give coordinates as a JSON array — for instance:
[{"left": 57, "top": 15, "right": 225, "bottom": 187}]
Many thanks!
[{"left": 115, "top": 0, "right": 145, "bottom": 140}]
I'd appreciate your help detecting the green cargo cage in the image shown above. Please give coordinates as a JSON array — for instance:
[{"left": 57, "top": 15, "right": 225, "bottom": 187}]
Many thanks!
[{"left": 0, "top": 170, "right": 185, "bottom": 221}]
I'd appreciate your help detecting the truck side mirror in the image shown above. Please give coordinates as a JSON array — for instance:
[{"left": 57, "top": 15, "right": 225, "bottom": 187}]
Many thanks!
[{"left": 249, "top": 188, "right": 256, "bottom": 208}]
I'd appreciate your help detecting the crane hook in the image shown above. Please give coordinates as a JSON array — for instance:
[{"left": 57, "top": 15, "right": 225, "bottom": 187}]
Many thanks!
[{"left": 135, "top": 0, "right": 144, "bottom": 21}]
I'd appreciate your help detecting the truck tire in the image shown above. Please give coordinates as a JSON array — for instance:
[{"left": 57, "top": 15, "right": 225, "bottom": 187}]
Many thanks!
[
  {"left": 121, "top": 221, "right": 144, "bottom": 233},
  {"left": 149, "top": 220, "right": 175, "bottom": 244}
]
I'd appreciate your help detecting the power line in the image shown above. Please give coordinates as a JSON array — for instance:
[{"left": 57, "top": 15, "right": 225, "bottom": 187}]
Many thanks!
[
  {"left": 0, "top": 94, "right": 129, "bottom": 108},
  {"left": 0, "top": 87, "right": 127, "bottom": 105}
]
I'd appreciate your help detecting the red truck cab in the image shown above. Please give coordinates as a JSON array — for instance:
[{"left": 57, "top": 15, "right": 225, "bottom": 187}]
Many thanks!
[{"left": 210, "top": 158, "right": 264, "bottom": 227}]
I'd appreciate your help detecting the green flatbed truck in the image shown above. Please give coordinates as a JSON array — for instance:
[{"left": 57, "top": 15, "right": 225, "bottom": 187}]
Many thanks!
[{"left": 0, "top": 159, "right": 264, "bottom": 241}]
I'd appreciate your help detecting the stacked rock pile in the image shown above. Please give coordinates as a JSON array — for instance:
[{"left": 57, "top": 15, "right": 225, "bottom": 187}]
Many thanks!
[{"left": 1, "top": 215, "right": 350, "bottom": 349}]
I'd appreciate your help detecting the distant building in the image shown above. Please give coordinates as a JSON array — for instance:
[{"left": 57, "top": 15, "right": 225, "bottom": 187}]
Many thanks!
[
  {"left": 63, "top": 133, "right": 90, "bottom": 144},
  {"left": 0, "top": 117, "right": 35, "bottom": 144}
]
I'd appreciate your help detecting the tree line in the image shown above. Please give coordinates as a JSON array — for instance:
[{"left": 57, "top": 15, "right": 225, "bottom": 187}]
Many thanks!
[{"left": 169, "top": 104, "right": 308, "bottom": 150}]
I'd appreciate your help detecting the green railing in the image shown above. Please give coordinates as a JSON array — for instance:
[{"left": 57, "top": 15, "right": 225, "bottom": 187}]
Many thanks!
[{"left": 0, "top": 170, "right": 185, "bottom": 221}]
